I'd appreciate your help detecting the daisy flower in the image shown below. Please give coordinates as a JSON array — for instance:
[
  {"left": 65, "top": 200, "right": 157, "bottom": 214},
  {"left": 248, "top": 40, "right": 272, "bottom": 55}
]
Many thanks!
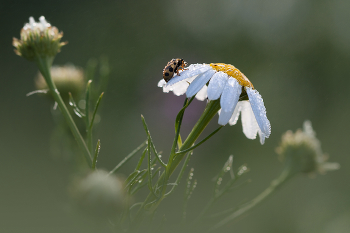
[{"left": 158, "top": 63, "right": 271, "bottom": 144}]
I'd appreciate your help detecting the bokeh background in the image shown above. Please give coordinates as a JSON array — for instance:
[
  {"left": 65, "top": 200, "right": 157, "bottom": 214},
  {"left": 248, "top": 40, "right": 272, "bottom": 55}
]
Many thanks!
[{"left": 1, "top": 0, "right": 349, "bottom": 232}]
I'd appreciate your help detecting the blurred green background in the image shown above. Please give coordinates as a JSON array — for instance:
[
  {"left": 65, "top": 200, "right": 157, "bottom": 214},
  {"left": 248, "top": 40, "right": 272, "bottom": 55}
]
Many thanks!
[{"left": 1, "top": 0, "right": 349, "bottom": 232}]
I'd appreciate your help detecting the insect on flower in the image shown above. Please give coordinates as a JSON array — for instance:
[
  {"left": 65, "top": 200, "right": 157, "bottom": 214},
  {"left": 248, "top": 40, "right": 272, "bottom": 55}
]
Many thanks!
[
  {"left": 163, "top": 58, "right": 188, "bottom": 82},
  {"left": 158, "top": 62, "right": 271, "bottom": 144}
]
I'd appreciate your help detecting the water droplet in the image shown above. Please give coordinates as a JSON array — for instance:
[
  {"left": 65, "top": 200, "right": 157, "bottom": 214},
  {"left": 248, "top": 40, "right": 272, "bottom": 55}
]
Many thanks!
[{"left": 73, "top": 109, "right": 83, "bottom": 118}]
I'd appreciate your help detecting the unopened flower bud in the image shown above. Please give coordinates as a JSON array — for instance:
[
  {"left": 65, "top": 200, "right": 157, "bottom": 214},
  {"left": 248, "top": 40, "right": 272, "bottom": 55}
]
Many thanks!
[
  {"left": 276, "top": 121, "right": 339, "bottom": 176},
  {"left": 69, "top": 170, "right": 126, "bottom": 218},
  {"left": 35, "top": 64, "right": 85, "bottom": 101},
  {"left": 13, "top": 16, "right": 66, "bottom": 61}
]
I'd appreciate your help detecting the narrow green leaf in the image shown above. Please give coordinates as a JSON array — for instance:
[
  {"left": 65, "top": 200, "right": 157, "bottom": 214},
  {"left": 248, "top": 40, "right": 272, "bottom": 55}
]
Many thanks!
[
  {"left": 91, "top": 139, "right": 101, "bottom": 169},
  {"left": 125, "top": 170, "right": 140, "bottom": 185},
  {"left": 130, "top": 167, "right": 161, "bottom": 195},
  {"left": 135, "top": 147, "right": 147, "bottom": 171},
  {"left": 165, "top": 151, "right": 193, "bottom": 197},
  {"left": 109, "top": 140, "right": 147, "bottom": 175},
  {"left": 171, "top": 97, "right": 195, "bottom": 154},
  {"left": 68, "top": 93, "right": 85, "bottom": 118},
  {"left": 127, "top": 170, "right": 147, "bottom": 189},
  {"left": 88, "top": 92, "right": 104, "bottom": 130},
  {"left": 141, "top": 115, "right": 167, "bottom": 167},
  {"left": 147, "top": 138, "right": 159, "bottom": 198}
]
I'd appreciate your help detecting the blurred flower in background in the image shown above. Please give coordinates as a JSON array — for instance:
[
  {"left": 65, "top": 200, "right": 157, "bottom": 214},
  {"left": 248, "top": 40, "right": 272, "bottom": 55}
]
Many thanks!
[
  {"left": 276, "top": 120, "right": 340, "bottom": 176},
  {"left": 69, "top": 170, "right": 126, "bottom": 218},
  {"left": 35, "top": 64, "right": 85, "bottom": 102}
]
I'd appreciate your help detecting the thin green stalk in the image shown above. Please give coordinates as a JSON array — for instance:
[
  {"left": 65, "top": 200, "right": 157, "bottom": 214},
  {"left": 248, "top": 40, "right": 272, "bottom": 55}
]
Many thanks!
[
  {"left": 134, "top": 99, "right": 221, "bottom": 219},
  {"left": 147, "top": 138, "right": 159, "bottom": 198},
  {"left": 109, "top": 140, "right": 147, "bottom": 175},
  {"left": 85, "top": 80, "right": 92, "bottom": 153},
  {"left": 87, "top": 92, "right": 104, "bottom": 155},
  {"left": 171, "top": 97, "right": 195, "bottom": 155},
  {"left": 92, "top": 139, "right": 100, "bottom": 169},
  {"left": 170, "top": 99, "right": 221, "bottom": 175},
  {"left": 141, "top": 115, "right": 167, "bottom": 167},
  {"left": 35, "top": 56, "right": 92, "bottom": 167},
  {"left": 89, "top": 92, "right": 104, "bottom": 130},
  {"left": 176, "top": 126, "right": 223, "bottom": 155},
  {"left": 208, "top": 159, "right": 296, "bottom": 232},
  {"left": 165, "top": 151, "right": 193, "bottom": 196}
]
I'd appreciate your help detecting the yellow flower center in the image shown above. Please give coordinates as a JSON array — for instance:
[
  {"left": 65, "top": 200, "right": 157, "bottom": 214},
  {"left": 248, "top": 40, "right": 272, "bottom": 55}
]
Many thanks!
[{"left": 210, "top": 63, "right": 254, "bottom": 88}]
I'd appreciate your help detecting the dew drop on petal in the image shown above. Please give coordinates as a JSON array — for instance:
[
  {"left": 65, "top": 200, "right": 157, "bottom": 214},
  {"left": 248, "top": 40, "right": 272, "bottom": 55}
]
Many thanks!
[
  {"left": 207, "top": 71, "right": 229, "bottom": 100},
  {"left": 218, "top": 78, "right": 242, "bottom": 125}
]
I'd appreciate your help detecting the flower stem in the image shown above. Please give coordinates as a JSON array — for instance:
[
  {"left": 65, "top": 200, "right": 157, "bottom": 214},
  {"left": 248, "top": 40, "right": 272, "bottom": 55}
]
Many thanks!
[
  {"left": 35, "top": 56, "right": 92, "bottom": 167},
  {"left": 134, "top": 99, "right": 222, "bottom": 222},
  {"left": 208, "top": 158, "right": 296, "bottom": 232},
  {"left": 170, "top": 99, "right": 221, "bottom": 175}
]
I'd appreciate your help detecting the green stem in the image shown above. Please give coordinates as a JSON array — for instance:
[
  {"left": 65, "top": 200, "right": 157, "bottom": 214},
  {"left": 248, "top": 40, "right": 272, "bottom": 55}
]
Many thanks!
[
  {"left": 109, "top": 140, "right": 147, "bottom": 175},
  {"left": 170, "top": 99, "right": 221, "bottom": 175},
  {"left": 208, "top": 158, "right": 296, "bottom": 232},
  {"left": 135, "top": 99, "right": 222, "bottom": 220},
  {"left": 85, "top": 80, "right": 92, "bottom": 153},
  {"left": 35, "top": 56, "right": 92, "bottom": 167}
]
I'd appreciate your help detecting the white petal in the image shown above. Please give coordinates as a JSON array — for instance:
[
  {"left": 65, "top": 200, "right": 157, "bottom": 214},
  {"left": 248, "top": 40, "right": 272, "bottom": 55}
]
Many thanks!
[
  {"left": 218, "top": 78, "right": 242, "bottom": 125},
  {"left": 158, "top": 79, "right": 166, "bottom": 87},
  {"left": 218, "top": 110, "right": 233, "bottom": 126},
  {"left": 167, "top": 64, "right": 211, "bottom": 86},
  {"left": 258, "top": 130, "right": 265, "bottom": 145},
  {"left": 195, "top": 85, "right": 208, "bottom": 101},
  {"left": 246, "top": 87, "right": 271, "bottom": 139},
  {"left": 172, "top": 80, "right": 190, "bottom": 96},
  {"left": 240, "top": 101, "right": 259, "bottom": 140},
  {"left": 228, "top": 101, "right": 243, "bottom": 126},
  {"left": 186, "top": 69, "right": 215, "bottom": 98},
  {"left": 207, "top": 72, "right": 229, "bottom": 100}
]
